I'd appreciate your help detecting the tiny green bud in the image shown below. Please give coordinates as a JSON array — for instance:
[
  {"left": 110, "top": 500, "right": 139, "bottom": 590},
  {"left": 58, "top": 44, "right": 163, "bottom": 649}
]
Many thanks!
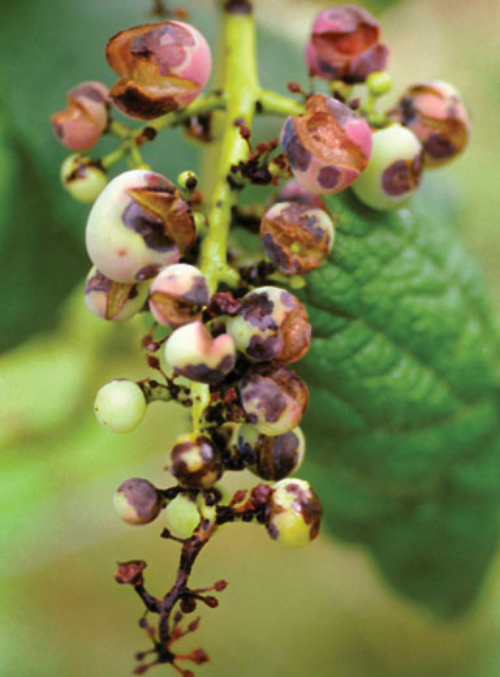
[
  {"left": 177, "top": 170, "right": 199, "bottom": 191},
  {"left": 94, "top": 379, "right": 147, "bottom": 434},
  {"left": 60, "top": 154, "right": 107, "bottom": 203},
  {"left": 366, "top": 71, "right": 393, "bottom": 96}
]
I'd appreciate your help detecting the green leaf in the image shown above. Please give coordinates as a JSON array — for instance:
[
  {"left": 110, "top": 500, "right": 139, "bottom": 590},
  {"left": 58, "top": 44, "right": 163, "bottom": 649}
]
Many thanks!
[{"left": 298, "top": 187, "right": 500, "bottom": 617}]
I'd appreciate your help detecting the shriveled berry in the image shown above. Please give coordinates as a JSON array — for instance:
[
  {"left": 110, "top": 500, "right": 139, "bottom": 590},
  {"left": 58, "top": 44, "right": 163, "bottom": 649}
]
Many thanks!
[
  {"left": 305, "top": 6, "right": 388, "bottom": 84},
  {"left": 261, "top": 202, "right": 334, "bottom": 275},
  {"left": 351, "top": 123, "right": 423, "bottom": 211},
  {"left": 86, "top": 169, "right": 195, "bottom": 283},
  {"left": 165, "top": 493, "right": 201, "bottom": 538},
  {"left": 281, "top": 94, "right": 372, "bottom": 195},
  {"left": 85, "top": 267, "right": 150, "bottom": 321},
  {"left": 106, "top": 21, "right": 212, "bottom": 120},
  {"left": 165, "top": 321, "right": 236, "bottom": 384},
  {"left": 168, "top": 433, "right": 222, "bottom": 489},
  {"left": 113, "top": 478, "right": 163, "bottom": 525},
  {"left": 276, "top": 180, "right": 325, "bottom": 210},
  {"left": 237, "top": 424, "right": 305, "bottom": 481},
  {"left": 94, "top": 379, "right": 147, "bottom": 433},
  {"left": 226, "top": 286, "right": 311, "bottom": 364},
  {"left": 149, "top": 264, "right": 209, "bottom": 328},
  {"left": 266, "top": 478, "right": 322, "bottom": 548},
  {"left": 239, "top": 365, "right": 309, "bottom": 435},
  {"left": 51, "top": 81, "right": 109, "bottom": 151},
  {"left": 390, "top": 80, "right": 470, "bottom": 168},
  {"left": 60, "top": 155, "right": 107, "bottom": 203}
]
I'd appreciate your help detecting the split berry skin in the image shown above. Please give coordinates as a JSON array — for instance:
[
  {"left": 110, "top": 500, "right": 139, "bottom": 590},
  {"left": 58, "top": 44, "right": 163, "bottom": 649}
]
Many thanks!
[
  {"left": 164, "top": 321, "right": 236, "bottom": 384},
  {"left": 237, "top": 424, "right": 306, "bottom": 481},
  {"left": 149, "top": 263, "right": 210, "bottom": 328},
  {"left": 265, "top": 479, "right": 322, "bottom": 548},
  {"left": 106, "top": 21, "right": 212, "bottom": 119},
  {"left": 85, "top": 169, "right": 196, "bottom": 283},
  {"left": 260, "top": 201, "right": 335, "bottom": 275},
  {"left": 94, "top": 379, "right": 147, "bottom": 434},
  {"left": 169, "top": 433, "right": 222, "bottom": 490},
  {"left": 226, "top": 286, "right": 311, "bottom": 364},
  {"left": 238, "top": 365, "right": 309, "bottom": 436},
  {"left": 165, "top": 493, "right": 202, "bottom": 539},
  {"left": 51, "top": 81, "right": 109, "bottom": 152},
  {"left": 351, "top": 123, "right": 423, "bottom": 211},
  {"left": 390, "top": 80, "right": 470, "bottom": 168},
  {"left": 85, "top": 267, "right": 150, "bottom": 321},
  {"left": 60, "top": 155, "right": 108, "bottom": 203},
  {"left": 281, "top": 94, "right": 372, "bottom": 195},
  {"left": 114, "top": 478, "right": 164, "bottom": 525}
]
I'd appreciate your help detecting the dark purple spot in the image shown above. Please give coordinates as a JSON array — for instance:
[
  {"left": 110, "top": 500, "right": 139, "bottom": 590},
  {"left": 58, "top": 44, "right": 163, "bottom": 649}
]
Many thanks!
[
  {"left": 118, "top": 478, "right": 160, "bottom": 518},
  {"left": 123, "top": 201, "right": 175, "bottom": 252},
  {"left": 424, "top": 134, "right": 456, "bottom": 160},
  {"left": 399, "top": 96, "right": 417, "bottom": 125},
  {"left": 317, "top": 165, "right": 340, "bottom": 190},
  {"left": 182, "top": 277, "right": 210, "bottom": 306},
  {"left": 261, "top": 233, "right": 293, "bottom": 273},
  {"left": 281, "top": 118, "right": 312, "bottom": 172},
  {"left": 136, "top": 264, "right": 164, "bottom": 281},
  {"left": 247, "top": 334, "right": 282, "bottom": 361},
  {"left": 112, "top": 83, "right": 179, "bottom": 119},
  {"left": 302, "top": 214, "right": 325, "bottom": 242},
  {"left": 382, "top": 159, "right": 420, "bottom": 196},
  {"left": 241, "top": 292, "right": 278, "bottom": 331},
  {"left": 266, "top": 522, "right": 280, "bottom": 540},
  {"left": 241, "top": 375, "right": 287, "bottom": 423},
  {"left": 85, "top": 270, "right": 111, "bottom": 295},
  {"left": 180, "top": 353, "right": 234, "bottom": 384},
  {"left": 316, "top": 56, "right": 341, "bottom": 80},
  {"left": 280, "top": 290, "right": 295, "bottom": 309}
]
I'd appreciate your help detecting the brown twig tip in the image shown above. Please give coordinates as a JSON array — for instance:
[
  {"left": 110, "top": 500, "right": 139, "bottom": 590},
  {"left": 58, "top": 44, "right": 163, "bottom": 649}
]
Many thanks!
[
  {"left": 115, "top": 560, "right": 147, "bottom": 586},
  {"left": 224, "top": 0, "right": 252, "bottom": 14}
]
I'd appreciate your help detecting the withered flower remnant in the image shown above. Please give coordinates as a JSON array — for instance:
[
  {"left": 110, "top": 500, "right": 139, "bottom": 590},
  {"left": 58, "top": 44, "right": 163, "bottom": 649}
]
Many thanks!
[{"left": 51, "top": 81, "right": 109, "bottom": 151}]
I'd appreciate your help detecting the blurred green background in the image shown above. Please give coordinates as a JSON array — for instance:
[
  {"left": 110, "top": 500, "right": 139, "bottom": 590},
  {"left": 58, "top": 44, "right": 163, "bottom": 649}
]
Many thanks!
[{"left": 2, "top": 0, "right": 500, "bottom": 675}]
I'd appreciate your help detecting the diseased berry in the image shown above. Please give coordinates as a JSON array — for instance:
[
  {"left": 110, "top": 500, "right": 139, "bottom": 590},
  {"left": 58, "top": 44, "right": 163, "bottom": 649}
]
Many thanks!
[
  {"left": 165, "top": 321, "right": 236, "bottom": 384},
  {"left": 281, "top": 94, "right": 372, "bottom": 195},
  {"left": 113, "top": 478, "right": 164, "bottom": 525},
  {"left": 237, "top": 425, "right": 305, "bottom": 481},
  {"left": 226, "top": 286, "right": 311, "bottom": 364},
  {"left": 351, "top": 123, "right": 423, "bottom": 211},
  {"left": 168, "top": 433, "right": 222, "bottom": 489},
  {"left": 60, "top": 155, "right": 108, "bottom": 203},
  {"left": 106, "top": 21, "right": 212, "bottom": 120},
  {"left": 94, "top": 379, "right": 147, "bottom": 433},
  {"left": 149, "top": 264, "right": 209, "bottom": 328},
  {"left": 305, "top": 6, "right": 389, "bottom": 84},
  {"left": 390, "top": 80, "right": 470, "bottom": 168},
  {"left": 85, "top": 169, "right": 195, "bottom": 283},
  {"left": 51, "top": 81, "right": 109, "bottom": 151},
  {"left": 266, "top": 479, "right": 322, "bottom": 547},
  {"left": 85, "top": 267, "right": 150, "bottom": 321},
  {"left": 165, "top": 493, "right": 201, "bottom": 538},
  {"left": 260, "top": 202, "right": 335, "bottom": 275},
  {"left": 239, "top": 365, "right": 309, "bottom": 435},
  {"left": 276, "top": 180, "right": 325, "bottom": 210}
]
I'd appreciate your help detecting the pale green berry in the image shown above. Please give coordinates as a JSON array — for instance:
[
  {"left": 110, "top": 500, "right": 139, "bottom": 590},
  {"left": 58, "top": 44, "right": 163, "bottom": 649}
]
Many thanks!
[
  {"left": 94, "top": 379, "right": 147, "bottom": 433},
  {"left": 266, "top": 478, "right": 322, "bottom": 548},
  {"left": 165, "top": 493, "right": 201, "bottom": 538},
  {"left": 84, "top": 266, "right": 150, "bottom": 321},
  {"left": 366, "top": 71, "right": 393, "bottom": 97},
  {"left": 60, "top": 154, "right": 107, "bottom": 203},
  {"left": 351, "top": 123, "right": 423, "bottom": 211},
  {"left": 237, "top": 424, "right": 305, "bottom": 481},
  {"left": 113, "top": 477, "right": 163, "bottom": 525}
]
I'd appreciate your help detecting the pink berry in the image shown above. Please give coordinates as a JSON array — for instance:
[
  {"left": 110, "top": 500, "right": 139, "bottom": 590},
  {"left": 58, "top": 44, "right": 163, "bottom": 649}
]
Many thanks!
[
  {"left": 106, "top": 21, "right": 212, "bottom": 120},
  {"left": 51, "top": 81, "right": 109, "bottom": 152},
  {"left": 149, "top": 264, "right": 209, "bottom": 328}
]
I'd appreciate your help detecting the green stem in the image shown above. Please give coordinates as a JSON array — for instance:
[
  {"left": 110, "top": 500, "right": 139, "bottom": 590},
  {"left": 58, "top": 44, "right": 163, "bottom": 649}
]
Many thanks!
[{"left": 258, "top": 89, "right": 305, "bottom": 117}]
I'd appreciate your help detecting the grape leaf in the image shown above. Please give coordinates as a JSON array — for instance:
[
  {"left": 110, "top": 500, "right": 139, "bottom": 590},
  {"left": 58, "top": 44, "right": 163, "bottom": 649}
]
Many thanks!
[{"left": 298, "top": 188, "right": 500, "bottom": 618}]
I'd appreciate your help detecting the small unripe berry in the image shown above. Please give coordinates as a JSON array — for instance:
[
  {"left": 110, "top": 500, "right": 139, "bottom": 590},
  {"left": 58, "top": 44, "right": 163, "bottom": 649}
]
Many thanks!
[
  {"left": 94, "top": 379, "right": 147, "bottom": 433},
  {"left": 266, "top": 478, "right": 322, "bottom": 547},
  {"left": 106, "top": 22, "right": 212, "bottom": 120},
  {"left": 351, "top": 123, "right": 423, "bottom": 211},
  {"left": 149, "top": 264, "right": 209, "bottom": 328},
  {"left": 281, "top": 94, "right": 372, "bottom": 195},
  {"left": 113, "top": 478, "right": 163, "bottom": 525},
  {"left": 177, "top": 170, "right": 199, "bottom": 191},
  {"left": 239, "top": 366, "right": 309, "bottom": 436},
  {"left": 85, "top": 267, "right": 150, "bottom": 321},
  {"left": 51, "top": 81, "right": 109, "bottom": 151},
  {"left": 164, "top": 321, "right": 236, "bottom": 384},
  {"left": 165, "top": 493, "right": 201, "bottom": 538},
  {"left": 60, "top": 155, "right": 107, "bottom": 203},
  {"left": 237, "top": 425, "right": 305, "bottom": 481},
  {"left": 226, "top": 286, "right": 311, "bottom": 364},
  {"left": 168, "top": 433, "right": 222, "bottom": 489},
  {"left": 366, "top": 71, "right": 393, "bottom": 97},
  {"left": 85, "top": 169, "right": 195, "bottom": 283},
  {"left": 261, "top": 202, "right": 334, "bottom": 275},
  {"left": 390, "top": 80, "right": 470, "bottom": 168}
]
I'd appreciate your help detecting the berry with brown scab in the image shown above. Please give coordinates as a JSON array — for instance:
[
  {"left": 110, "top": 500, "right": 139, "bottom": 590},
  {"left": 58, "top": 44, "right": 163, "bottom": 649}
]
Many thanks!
[
  {"left": 51, "top": 81, "right": 109, "bottom": 152},
  {"left": 85, "top": 169, "right": 195, "bottom": 283},
  {"left": 60, "top": 154, "right": 108, "bottom": 203},
  {"left": 237, "top": 424, "right": 305, "bottom": 481},
  {"left": 265, "top": 478, "right": 322, "bottom": 548},
  {"left": 164, "top": 321, "right": 236, "bottom": 384},
  {"left": 113, "top": 478, "right": 164, "bottom": 525},
  {"left": 351, "top": 123, "right": 423, "bottom": 211},
  {"left": 238, "top": 365, "right": 309, "bottom": 436},
  {"left": 149, "top": 263, "right": 209, "bottom": 328},
  {"left": 85, "top": 266, "right": 150, "bottom": 321},
  {"left": 390, "top": 80, "right": 470, "bottom": 168},
  {"left": 260, "top": 201, "right": 335, "bottom": 275},
  {"left": 281, "top": 94, "right": 372, "bottom": 195},
  {"left": 106, "top": 21, "right": 212, "bottom": 120},
  {"left": 168, "top": 432, "right": 222, "bottom": 489},
  {"left": 226, "top": 286, "right": 311, "bottom": 364}
]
